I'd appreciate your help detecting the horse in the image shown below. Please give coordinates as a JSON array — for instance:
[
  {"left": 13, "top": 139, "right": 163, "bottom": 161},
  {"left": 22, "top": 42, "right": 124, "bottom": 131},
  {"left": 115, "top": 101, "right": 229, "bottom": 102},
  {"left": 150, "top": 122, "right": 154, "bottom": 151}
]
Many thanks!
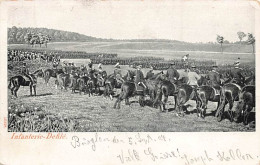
[
  {"left": 43, "top": 68, "right": 64, "bottom": 86},
  {"left": 77, "top": 76, "right": 90, "bottom": 95},
  {"left": 104, "top": 70, "right": 134, "bottom": 100},
  {"left": 234, "top": 85, "right": 255, "bottom": 125},
  {"left": 215, "top": 74, "right": 255, "bottom": 122},
  {"left": 8, "top": 74, "right": 38, "bottom": 97},
  {"left": 175, "top": 76, "right": 208, "bottom": 116},
  {"left": 113, "top": 70, "right": 144, "bottom": 109},
  {"left": 55, "top": 73, "right": 71, "bottom": 90},
  {"left": 96, "top": 71, "right": 108, "bottom": 95}
]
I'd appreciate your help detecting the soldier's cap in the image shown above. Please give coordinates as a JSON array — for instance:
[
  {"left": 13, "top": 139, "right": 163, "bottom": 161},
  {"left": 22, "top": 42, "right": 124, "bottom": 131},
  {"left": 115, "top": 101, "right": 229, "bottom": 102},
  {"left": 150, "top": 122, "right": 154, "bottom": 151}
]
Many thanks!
[
  {"left": 170, "top": 62, "right": 175, "bottom": 65},
  {"left": 191, "top": 65, "right": 196, "bottom": 68},
  {"left": 212, "top": 65, "right": 218, "bottom": 68}
]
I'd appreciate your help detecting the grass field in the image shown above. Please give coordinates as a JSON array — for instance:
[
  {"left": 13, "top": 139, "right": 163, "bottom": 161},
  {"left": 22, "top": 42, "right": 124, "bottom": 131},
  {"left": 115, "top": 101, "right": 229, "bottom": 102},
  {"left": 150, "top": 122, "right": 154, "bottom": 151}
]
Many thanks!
[
  {"left": 8, "top": 41, "right": 255, "bottom": 64},
  {"left": 7, "top": 60, "right": 255, "bottom": 132}
]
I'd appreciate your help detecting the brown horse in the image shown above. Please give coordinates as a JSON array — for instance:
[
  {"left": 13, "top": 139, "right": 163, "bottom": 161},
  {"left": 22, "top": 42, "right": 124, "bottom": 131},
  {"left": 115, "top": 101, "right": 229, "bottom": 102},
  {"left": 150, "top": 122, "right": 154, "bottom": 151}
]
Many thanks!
[
  {"left": 8, "top": 74, "right": 38, "bottom": 97},
  {"left": 77, "top": 76, "right": 90, "bottom": 94},
  {"left": 43, "top": 68, "right": 64, "bottom": 86},
  {"left": 234, "top": 85, "right": 255, "bottom": 125},
  {"left": 55, "top": 73, "right": 71, "bottom": 90},
  {"left": 113, "top": 70, "right": 142, "bottom": 109},
  {"left": 215, "top": 74, "right": 255, "bottom": 122},
  {"left": 104, "top": 70, "right": 134, "bottom": 100},
  {"left": 174, "top": 76, "right": 208, "bottom": 116}
]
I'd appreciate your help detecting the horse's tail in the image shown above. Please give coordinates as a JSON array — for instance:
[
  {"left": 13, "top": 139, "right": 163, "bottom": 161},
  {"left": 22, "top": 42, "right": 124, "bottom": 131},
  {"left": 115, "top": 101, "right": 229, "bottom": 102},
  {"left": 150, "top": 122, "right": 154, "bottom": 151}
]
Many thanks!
[
  {"left": 215, "top": 86, "right": 226, "bottom": 117},
  {"left": 8, "top": 77, "right": 13, "bottom": 89}
]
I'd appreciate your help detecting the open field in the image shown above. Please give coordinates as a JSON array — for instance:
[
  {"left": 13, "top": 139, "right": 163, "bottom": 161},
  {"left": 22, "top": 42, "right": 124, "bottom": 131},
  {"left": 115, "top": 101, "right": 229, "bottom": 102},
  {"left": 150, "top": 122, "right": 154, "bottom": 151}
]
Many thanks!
[
  {"left": 7, "top": 42, "right": 255, "bottom": 132},
  {"left": 8, "top": 42, "right": 255, "bottom": 64}
]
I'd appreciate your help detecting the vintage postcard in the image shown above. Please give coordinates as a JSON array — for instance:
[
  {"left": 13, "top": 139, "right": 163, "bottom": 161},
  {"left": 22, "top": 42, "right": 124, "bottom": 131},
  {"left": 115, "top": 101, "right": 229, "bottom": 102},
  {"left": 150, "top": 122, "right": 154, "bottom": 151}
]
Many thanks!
[{"left": 0, "top": 0, "right": 259, "bottom": 164}]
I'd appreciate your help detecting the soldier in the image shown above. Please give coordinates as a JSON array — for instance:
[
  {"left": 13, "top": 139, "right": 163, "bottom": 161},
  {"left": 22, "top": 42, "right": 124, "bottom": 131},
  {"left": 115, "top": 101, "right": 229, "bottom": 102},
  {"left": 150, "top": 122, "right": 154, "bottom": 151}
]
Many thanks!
[
  {"left": 114, "top": 63, "right": 124, "bottom": 86},
  {"left": 230, "top": 60, "right": 245, "bottom": 86},
  {"left": 20, "top": 62, "right": 33, "bottom": 83},
  {"left": 134, "top": 65, "right": 146, "bottom": 91},
  {"left": 186, "top": 65, "right": 201, "bottom": 88},
  {"left": 166, "top": 62, "right": 179, "bottom": 84},
  {"left": 207, "top": 65, "right": 221, "bottom": 95},
  {"left": 97, "top": 63, "right": 103, "bottom": 73},
  {"left": 145, "top": 66, "right": 154, "bottom": 79}
]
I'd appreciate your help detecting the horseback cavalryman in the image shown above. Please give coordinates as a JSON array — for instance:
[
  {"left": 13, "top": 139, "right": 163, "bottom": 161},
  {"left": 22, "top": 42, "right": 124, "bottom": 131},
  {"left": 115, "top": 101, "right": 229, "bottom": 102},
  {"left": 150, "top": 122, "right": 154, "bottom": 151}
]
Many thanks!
[
  {"left": 207, "top": 65, "right": 221, "bottom": 95},
  {"left": 230, "top": 59, "right": 245, "bottom": 86},
  {"left": 97, "top": 63, "right": 105, "bottom": 86},
  {"left": 97, "top": 63, "right": 103, "bottom": 73},
  {"left": 166, "top": 62, "right": 179, "bottom": 84},
  {"left": 52, "top": 57, "right": 59, "bottom": 69},
  {"left": 186, "top": 65, "right": 201, "bottom": 88},
  {"left": 134, "top": 65, "right": 146, "bottom": 92},
  {"left": 114, "top": 63, "right": 124, "bottom": 86},
  {"left": 145, "top": 66, "right": 155, "bottom": 79},
  {"left": 88, "top": 61, "right": 96, "bottom": 78},
  {"left": 20, "top": 62, "right": 33, "bottom": 84}
]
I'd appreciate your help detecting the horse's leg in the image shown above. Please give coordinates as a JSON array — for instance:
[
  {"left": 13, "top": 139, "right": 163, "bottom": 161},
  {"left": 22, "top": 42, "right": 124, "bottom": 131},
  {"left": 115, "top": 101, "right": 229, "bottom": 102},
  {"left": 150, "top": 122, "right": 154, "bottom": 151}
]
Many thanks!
[
  {"left": 200, "top": 94, "right": 207, "bottom": 118},
  {"left": 125, "top": 98, "right": 130, "bottom": 105},
  {"left": 14, "top": 86, "right": 20, "bottom": 98},
  {"left": 174, "top": 95, "right": 177, "bottom": 110},
  {"left": 226, "top": 94, "right": 234, "bottom": 122},
  {"left": 244, "top": 105, "right": 253, "bottom": 125},
  {"left": 162, "top": 94, "right": 168, "bottom": 112},
  {"left": 33, "top": 85, "right": 36, "bottom": 96},
  {"left": 11, "top": 86, "right": 15, "bottom": 95},
  {"left": 30, "top": 85, "right": 32, "bottom": 96},
  {"left": 139, "top": 95, "right": 145, "bottom": 107}
]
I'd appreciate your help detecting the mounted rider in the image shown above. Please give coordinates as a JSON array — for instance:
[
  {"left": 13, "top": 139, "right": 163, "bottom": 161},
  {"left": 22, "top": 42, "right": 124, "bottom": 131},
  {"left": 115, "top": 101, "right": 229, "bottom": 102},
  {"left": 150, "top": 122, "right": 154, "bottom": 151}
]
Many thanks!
[
  {"left": 207, "top": 65, "right": 221, "bottom": 95},
  {"left": 20, "top": 62, "right": 33, "bottom": 84},
  {"left": 166, "top": 62, "right": 179, "bottom": 84},
  {"left": 230, "top": 59, "right": 245, "bottom": 86},
  {"left": 114, "top": 63, "right": 124, "bottom": 86},
  {"left": 97, "top": 63, "right": 105, "bottom": 86},
  {"left": 145, "top": 66, "right": 155, "bottom": 79},
  {"left": 186, "top": 65, "right": 201, "bottom": 88},
  {"left": 88, "top": 61, "right": 96, "bottom": 78},
  {"left": 134, "top": 65, "right": 146, "bottom": 92}
]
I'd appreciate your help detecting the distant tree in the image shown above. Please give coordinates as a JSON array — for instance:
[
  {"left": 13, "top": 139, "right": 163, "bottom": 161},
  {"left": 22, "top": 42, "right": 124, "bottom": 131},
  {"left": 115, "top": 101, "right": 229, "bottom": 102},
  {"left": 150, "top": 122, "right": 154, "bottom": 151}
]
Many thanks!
[
  {"left": 237, "top": 31, "right": 246, "bottom": 44},
  {"left": 24, "top": 32, "right": 32, "bottom": 46},
  {"left": 216, "top": 35, "right": 224, "bottom": 53},
  {"left": 247, "top": 33, "right": 255, "bottom": 54},
  {"left": 43, "top": 35, "right": 51, "bottom": 48}
]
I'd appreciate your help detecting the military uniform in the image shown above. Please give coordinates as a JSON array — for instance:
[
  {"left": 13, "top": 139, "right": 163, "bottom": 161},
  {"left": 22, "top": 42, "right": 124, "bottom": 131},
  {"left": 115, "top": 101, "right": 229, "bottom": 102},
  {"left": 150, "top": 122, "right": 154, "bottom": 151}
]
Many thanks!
[
  {"left": 186, "top": 67, "right": 201, "bottom": 87},
  {"left": 166, "top": 64, "right": 179, "bottom": 83},
  {"left": 134, "top": 66, "right": 145, "bottom": 91},
  {"left": 20, "top": 63, "right": 32, "bottom": 82},
  {"left": 230, "top": 67, "right": 245, "bottom": 86},
  {"left": 207, "top": 67, "right": 221, "bottom": 95}
]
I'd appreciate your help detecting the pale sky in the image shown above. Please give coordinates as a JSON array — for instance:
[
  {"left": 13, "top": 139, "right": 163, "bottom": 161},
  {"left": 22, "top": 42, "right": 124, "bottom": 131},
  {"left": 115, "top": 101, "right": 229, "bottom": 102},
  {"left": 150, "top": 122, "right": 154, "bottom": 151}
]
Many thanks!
[{"left": 7, "top": 0, "right": 256, "bottom": 43}]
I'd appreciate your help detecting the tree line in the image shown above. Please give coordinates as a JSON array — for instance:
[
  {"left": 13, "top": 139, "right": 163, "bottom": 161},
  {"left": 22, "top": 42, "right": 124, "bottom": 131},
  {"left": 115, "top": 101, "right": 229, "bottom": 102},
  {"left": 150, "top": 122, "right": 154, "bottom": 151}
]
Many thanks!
[{"left": 7, "top": 26, "right": 100, "bottom": 45}]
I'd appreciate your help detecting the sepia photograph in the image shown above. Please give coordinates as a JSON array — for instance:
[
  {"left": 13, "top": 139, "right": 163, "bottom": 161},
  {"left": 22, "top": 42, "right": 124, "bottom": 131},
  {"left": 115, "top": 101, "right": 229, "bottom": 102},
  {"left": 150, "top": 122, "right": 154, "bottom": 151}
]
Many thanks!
[
  {"left": 5, "top": 0, "right": 256, "bottom": 133},
  {"left": 1, "top": 1, "right": 260, "bottom": 165}
]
